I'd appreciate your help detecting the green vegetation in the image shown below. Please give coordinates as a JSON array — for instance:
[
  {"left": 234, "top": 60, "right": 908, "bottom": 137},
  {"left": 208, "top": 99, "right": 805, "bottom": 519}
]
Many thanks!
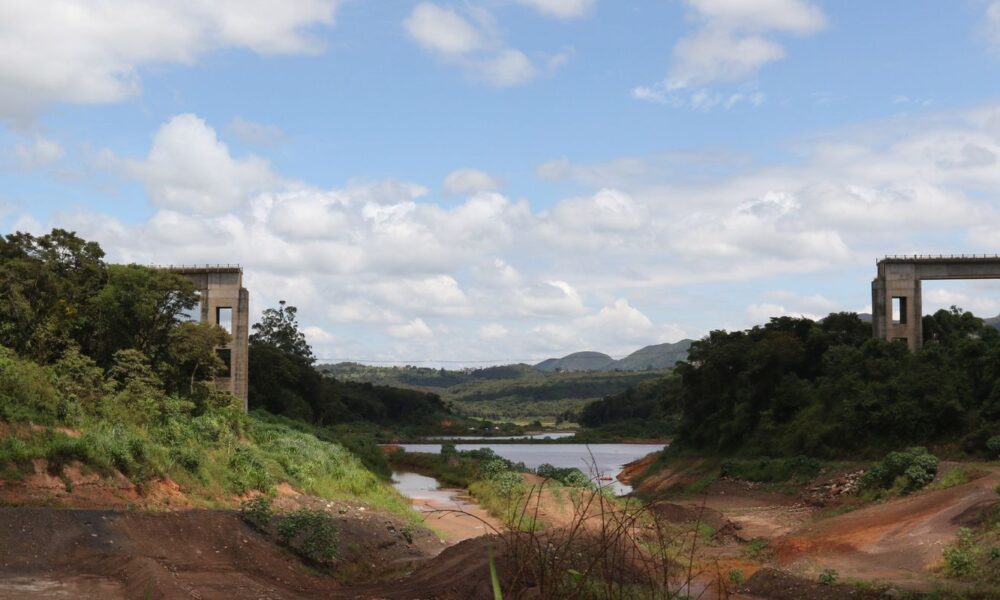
[
  {"left": 941, "top": 502, "right": 1000, "bottom": 585},
  {"left": 323, "top": 361, "right": 667, "bottom": 422},
  {"left": 988, "top": 435, "right": 1000, "bottom": 459},
  {"left": 240, "top": 496, "right": 340, "bottom": 565},
  {"left": 859, "top": 447, "right": 938, "bottom": 497},
  {"left": 577, "top": 375, "right": 680, "bottom": 439},
  {"left": 0, "top": 228, "right": 415, "bottom": 517},
  {"left": 277, "top": 508, "right": 340, "bottom": 563},
  {"left": 743, "top": 538, "right": 772, "bottom": 560},
  {"left": 720, "top": 455, "right": 822, "bottom": 484},
  {"left": 818, "top": 568, "right": 839, "bottom": 585},
  {"left": 676, "top": 310, "right": 1000, "bottom": 456},
  {"left": 586, "top": 309, "right": 1000, "bottom": 458}
]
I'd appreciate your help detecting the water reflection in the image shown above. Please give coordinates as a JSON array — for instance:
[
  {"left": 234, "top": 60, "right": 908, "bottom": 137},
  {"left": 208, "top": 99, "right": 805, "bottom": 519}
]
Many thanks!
[{"left": 396, "top": 443, "right": 665, "bottom": 495}]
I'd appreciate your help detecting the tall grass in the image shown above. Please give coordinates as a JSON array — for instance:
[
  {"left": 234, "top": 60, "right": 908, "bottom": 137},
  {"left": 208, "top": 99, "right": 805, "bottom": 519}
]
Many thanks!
[{"left": 0, "top": 347, "right": 414, "bottom": 517}]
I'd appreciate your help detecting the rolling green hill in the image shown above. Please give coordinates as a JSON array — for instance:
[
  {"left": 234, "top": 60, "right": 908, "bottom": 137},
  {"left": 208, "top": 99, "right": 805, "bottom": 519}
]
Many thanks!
[
  {"left": 532, "top": 340, "right": 694, "bottom": 372},
  {"left": 318, "top": 362, "right": 669, "bottom": 423}
]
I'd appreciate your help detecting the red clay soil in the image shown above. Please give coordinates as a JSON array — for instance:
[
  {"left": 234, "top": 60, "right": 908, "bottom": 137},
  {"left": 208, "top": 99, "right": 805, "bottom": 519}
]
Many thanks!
[
  {"left": 733, "top": 568, "right": 891, "bottom": 600},
  {"left": 0, "top": 459, "right": 193, "bottom": 509},
  {"left": 0, "top": 506, "right": 501, "bottom": 600},
  {"left": 772, "top": 466, "right": 1000, "bottom": 589}
]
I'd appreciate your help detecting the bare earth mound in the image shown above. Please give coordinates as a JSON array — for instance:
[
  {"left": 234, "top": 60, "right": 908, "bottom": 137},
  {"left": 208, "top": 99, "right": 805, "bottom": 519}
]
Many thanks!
[{"left": 0, "top": 507, "right": 461, "bottom": 599}]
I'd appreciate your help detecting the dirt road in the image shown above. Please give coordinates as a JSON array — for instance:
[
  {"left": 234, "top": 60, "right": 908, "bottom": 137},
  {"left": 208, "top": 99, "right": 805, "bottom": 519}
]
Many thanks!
[{"left": 773, "top": 465, "right": 1000, "bottom": 589}]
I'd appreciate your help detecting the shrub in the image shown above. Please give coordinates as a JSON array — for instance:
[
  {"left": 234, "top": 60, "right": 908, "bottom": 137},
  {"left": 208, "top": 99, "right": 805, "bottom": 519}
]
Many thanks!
[
  {"left": 0, "top": 346, "right": 62, "bottom": 423},
  {"left": 535, "top": 464, "right": 591, "bottom": 488},
  {"left": 492, "top": 471, "right": 524, "bottom": 497},
  {"left": 228, "top": 444, "right": 272, "bottom": 494},
  {"left": 859, "top": 447, "right": 938, "bottom": 495},
  {"left": 239, "top": 496, "right": 274, "bottom": 531},
  {"left": 943, "top": 545, "right": 974, "bottom": 576},
  {"left": 169, "top": 446, "right": 202, "bottom": 473},
  {"left": 744, "top": 538, "right": 771, "bottom": 560},
  {"left": 987, "top": 436, "right": 1000, "bottom": 459},
  {"left": 818, "top": 568, "right": 838, "bottom": 585},
  {"left": 276, "top": 509, "right": 339, "bottom": 564},
  {"left": 479, "top": 458, "right": 511, "bottom": 480},
  {"left": 943, "top": 527, "right": 976, "bottom": 577}
]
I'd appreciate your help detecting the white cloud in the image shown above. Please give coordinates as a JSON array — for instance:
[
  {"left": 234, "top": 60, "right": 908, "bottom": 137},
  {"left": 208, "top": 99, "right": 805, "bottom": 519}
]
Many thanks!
[
  {"left": 403, "top": 2, "right": 565, "bottom": 87},
  {"left": 635, "top": 0, "right": 824, "bottom": 104},
  {"left": 303, "top": 325, "right": 336, "bottom": 343},
  {"left": 404, "top": 3, "right": 486, "bottom": 55},
  {"left": 124, "top": 114, "right": 276, "bottom": 215},
  {"left": 670, "top": 29, "right": 785, "bottom": 89},
  {"left": 984, "top": 2, "right": 1000, "bottom": 55},
  {"left": 0, "top": 0, "right": 339, "bottom": 119},
  {"left": 516, "top": 0, "right": 595, "bottom": 19},
  {"left": 443, "top": 168, "right": 502, "bottom": 195},
  {"left": 479, "top": 323, "right": 509, "bottom": 340},
  {"left": 475, "top": 49, "right": 539, "bottom": 86},
  {"left": 684, "top": 0, "right": 825, "bottom": 34},
  {"left": 227, "top": 117, "right": 286, "bottom": 145},
  {"left": 13, "top": 136, "right": 64, "bottom": 169},
  {"left": 369, "top": 276, "right": 471, "bottom": 316},
  {"left": 530, "top": 299, "right": 687, "bottom": 357},
  {"left": 631, "top": 85, "right": 765, "bottom": 110},
  {"left": 388, "top": 318, "right": 434, "bottom": 339},
  {"left": 746, "top": 303, "right": 802, "bottom": 323}
]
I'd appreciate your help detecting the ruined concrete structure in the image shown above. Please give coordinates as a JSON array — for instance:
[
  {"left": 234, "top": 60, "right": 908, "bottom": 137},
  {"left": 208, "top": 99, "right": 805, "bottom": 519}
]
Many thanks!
[
  {"left": 166, "top": 265, "right": 249, "bottom": 411},
  {"left": 872, "top": 255, "right": 1000, "bottom": 351}
]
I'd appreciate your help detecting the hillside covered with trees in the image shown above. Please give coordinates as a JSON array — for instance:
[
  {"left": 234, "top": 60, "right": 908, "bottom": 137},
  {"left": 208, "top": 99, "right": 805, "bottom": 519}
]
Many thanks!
[
  {"left": 322, "top": 361, "right": 667, "bottom": 422},
  {"left": 581, "top": 310, "right": 1000, "bottom": 457}
]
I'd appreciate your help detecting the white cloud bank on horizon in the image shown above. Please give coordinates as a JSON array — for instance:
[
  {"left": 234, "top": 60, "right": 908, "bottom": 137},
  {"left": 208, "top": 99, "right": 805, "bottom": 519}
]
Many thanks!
[{"left": 10, "top": 104, "right": 1000, "bottom": 363}]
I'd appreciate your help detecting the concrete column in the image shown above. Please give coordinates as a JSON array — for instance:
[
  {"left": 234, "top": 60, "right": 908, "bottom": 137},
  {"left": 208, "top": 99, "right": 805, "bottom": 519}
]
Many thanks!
[{"left": 871, "top": 278, "right": 887, "bottom": 341}]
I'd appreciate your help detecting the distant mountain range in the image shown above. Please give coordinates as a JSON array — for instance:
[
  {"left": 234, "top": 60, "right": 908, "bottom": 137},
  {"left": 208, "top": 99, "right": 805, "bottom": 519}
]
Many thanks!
[{"left": 534, "top": 339, "right": 695, "bottom": 373}]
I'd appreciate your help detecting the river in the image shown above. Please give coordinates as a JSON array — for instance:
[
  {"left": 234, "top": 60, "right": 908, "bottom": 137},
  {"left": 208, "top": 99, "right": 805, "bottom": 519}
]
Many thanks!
[{"left": 393, "top": 442, "right": 665, "bottom": 495}]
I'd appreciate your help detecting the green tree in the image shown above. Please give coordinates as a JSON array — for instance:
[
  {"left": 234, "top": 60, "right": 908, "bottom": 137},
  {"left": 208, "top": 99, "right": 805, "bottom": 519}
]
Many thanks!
[
  {"left": 0, "top": 229, "right": 107, "bottom": 361},
  {"left": 250, "top": 300, "right": 314, "bottom": 364},
  {"left": 85, "top": 264, "right": 198, "bottom": 369},
  {"left": 165, "top": 321, "right": 231, "bottom": 396}
]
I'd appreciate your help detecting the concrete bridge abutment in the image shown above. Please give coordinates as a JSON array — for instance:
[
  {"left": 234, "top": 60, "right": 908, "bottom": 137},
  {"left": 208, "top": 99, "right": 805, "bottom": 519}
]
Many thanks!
[{"left": 872, "top": 256, "right": 1000, "bottom": 351}]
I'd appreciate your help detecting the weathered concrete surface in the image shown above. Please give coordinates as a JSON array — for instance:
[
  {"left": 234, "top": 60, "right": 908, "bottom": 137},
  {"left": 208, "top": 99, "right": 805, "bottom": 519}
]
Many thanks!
[
  {"left": 165, "top": 266, "right": 249, "bottom": 410},
  {"left": 872, "top": 255, "right": 1000, "bottom": 350}
]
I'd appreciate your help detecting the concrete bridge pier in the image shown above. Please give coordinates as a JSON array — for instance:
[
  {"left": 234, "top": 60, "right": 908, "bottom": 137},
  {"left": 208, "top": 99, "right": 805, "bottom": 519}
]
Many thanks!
[
  {"left": 871, "top": 265, "right": 922, "bottom": 351},
  {"left": 872, "top": 255, "right": 1000, "bottom": 352}
]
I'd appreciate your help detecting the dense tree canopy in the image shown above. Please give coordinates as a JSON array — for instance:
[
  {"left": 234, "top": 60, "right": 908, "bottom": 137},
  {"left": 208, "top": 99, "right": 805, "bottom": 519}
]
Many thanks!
[{"left": 583, "top": 310, "right": 1000, "bottom": 457}]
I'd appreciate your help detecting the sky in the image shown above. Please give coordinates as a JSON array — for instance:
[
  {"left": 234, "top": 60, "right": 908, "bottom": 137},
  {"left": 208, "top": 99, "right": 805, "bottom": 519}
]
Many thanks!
[{"left": 4, "top": 0, "right": 1000, "bottom": 365}]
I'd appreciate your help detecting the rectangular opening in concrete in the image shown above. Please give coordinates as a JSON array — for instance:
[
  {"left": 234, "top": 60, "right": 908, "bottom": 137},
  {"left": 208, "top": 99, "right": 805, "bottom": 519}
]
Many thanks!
[
  {"left": 892, "top": 296, "right": 907, "bottom": 324},
  {"left": 216, "top": 348, "right": 231, "bottom": 377},
  {"left": 216, "top": 306, "right": 233, "bottom": 334}
]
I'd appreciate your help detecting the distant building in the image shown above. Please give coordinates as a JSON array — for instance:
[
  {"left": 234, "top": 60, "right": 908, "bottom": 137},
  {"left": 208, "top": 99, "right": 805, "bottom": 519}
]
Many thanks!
[{"left": 164, "top": 265, "right": 249, "bottom": 410}]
